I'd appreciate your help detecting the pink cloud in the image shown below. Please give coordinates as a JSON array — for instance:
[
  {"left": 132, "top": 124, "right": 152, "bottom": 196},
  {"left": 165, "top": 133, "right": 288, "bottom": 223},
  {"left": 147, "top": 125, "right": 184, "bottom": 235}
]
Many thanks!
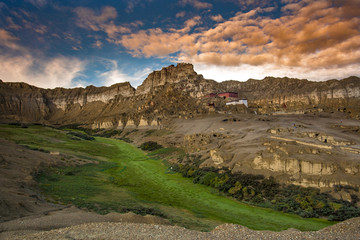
[{"left": 81, "top": 1, "right": 360, "bottom": 73}]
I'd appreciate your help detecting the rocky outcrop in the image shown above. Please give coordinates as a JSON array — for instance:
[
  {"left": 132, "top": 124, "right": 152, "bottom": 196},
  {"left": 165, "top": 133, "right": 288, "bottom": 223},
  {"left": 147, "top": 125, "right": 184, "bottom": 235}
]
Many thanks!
[
  {"left": 49, "top": 82, "right": 135, "bottom": 111},
  {"left": 136, "top": 63, "right": 203, "bottom": 94}
]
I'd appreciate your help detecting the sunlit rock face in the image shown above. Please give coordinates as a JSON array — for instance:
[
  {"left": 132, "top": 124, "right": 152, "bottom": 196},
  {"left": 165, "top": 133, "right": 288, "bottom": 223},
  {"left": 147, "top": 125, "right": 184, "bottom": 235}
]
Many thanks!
[
  {"left": 136, "top": 63, "right": 202, "bottom": 95},
  {"left": 49, "top": 82, "right": 136, "bottom": 111}
]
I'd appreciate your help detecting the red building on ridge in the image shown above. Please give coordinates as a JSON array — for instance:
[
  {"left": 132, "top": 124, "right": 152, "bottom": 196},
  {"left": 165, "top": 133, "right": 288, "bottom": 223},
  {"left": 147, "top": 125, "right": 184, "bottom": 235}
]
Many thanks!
[
  {"left": 217, "top": 92, "right": 238, "bottom": 98},
  {"left": 204, "top": 93, "right": 217, "bottom": 98}
]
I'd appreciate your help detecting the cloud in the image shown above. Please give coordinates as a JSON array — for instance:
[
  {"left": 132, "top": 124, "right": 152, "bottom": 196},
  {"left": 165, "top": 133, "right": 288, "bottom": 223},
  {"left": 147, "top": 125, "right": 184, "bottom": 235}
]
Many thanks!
[
  {"left": 0, "top": 28, "right": 85, "bottom": 88},
  {"left": 33, "top": 24, "right": 47, "bottom": 34},
  {"left": 99, "top": 60, "right": 129, "bottom": 86},
  {"left": 125, "top": 0, "right": 153, "bottom": 13},
  {"left": 281, "top": 2, "right": 302, "bottom": 12},
  {"left": 236, "top": 0, "right": 277, "bottom": 10},
  {"left": 174, "top": 16, "right": 202, "bottom": 33},
  {"left": 0, "top": 29, "right": 25, "bottom": 52},
  {"left": 92, "top": 40, "right": 103, "bottom": 48},
  {"left": 211, "top": 14, "right": 224, "bottom": 22},
  {"left": 112, "top": 0, "right": 360, "bottom": 79},
  {"left": 97, "top": 59, "right": 152, "bottom": 87},
  {"left": 11, "top": 9, "right": 49, "bottom": 35},
  {"left": 119, "top": 16, "right": 201, "bottom": 58},
  {"left": 176, "top": 11, "right": 186, "bottom": 18},
  {"left": 26, "top": 0, "right": 47, "bottom": 8},
  {"left": 6, "top": 17, "right": 22, "bottom": 30},
  {"left": 195, "top": 62, "right": 360, "bottom": 82},
  {"left": 75, "top": 6, "right": 147, "bottom": 41},
  {"left": 179, "top": 0, "right": 213, "bottom": 9},
  {"left": 74, "top": 6, "right": 118, "bottom": 31},
  {"left": 0, "top": 54, "right": 85, "bottom": 88}
]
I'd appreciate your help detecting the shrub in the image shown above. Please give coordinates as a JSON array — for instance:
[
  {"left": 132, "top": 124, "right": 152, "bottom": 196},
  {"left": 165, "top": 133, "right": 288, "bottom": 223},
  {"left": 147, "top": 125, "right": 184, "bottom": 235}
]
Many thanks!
[
  {"left": 329, "top": 206, "right": 360, "bottom": 221},
  {"left": 198, "top": 172, "right": 217, "bottom": 186},
  {"left": 139, "top": 141, "right": 163, "bottom": 151},
  {"left": 169, "top": 162, "right": 360, "bottom": 221},
  {"left": 67, "top": 131, "right": 95, "bottom": 141},
  {"left": 95, "top": 129, "right": 123, "bottom": 138}
]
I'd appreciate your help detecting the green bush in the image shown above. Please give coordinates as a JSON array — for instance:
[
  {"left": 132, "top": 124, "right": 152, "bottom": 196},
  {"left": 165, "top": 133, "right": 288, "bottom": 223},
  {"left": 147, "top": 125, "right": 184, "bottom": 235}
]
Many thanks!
[
  {"left": 95, "top": 129, "right": 123, "bottom": 138},
  {"left": 329, "top": 205, "right": 360, "bottom": 221},
  {"left": 139, "top": 141, "right": 163, "bottom": 151},
  {"left": 67, "top": 131, "right": 95, "bottom": 141}
]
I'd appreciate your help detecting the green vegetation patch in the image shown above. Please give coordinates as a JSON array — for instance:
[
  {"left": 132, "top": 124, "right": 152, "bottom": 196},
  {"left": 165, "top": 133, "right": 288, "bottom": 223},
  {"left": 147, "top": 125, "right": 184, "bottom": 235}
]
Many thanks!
[
  {"left": 67, "top": 131, "right": 95, "bottom": 141},
  {"left": 139, "top": 141, "right": 163, "bottom": 151},
  {"left": 0, "top": 124, "right": 334, "bottom": 231},
  {"left": 173, "top": 164, "right": 360, "bottom": 221}
]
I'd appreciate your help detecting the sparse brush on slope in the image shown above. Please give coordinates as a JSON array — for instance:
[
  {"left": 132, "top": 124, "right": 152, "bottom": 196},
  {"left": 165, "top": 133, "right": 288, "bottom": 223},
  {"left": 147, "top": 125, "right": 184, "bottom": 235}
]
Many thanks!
[{"left": 172, "top": 163, "right": 360, "bottom": 221}]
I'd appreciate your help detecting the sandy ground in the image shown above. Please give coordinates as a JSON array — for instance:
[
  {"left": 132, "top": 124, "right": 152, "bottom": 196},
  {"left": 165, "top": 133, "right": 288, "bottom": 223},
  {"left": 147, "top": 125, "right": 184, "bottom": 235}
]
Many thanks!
[
  {"left": 2, "top": 215, "right": 360, "bottom": 240},
  {"left": 0, "top": 206, "right": 169, "bottom": 239}
]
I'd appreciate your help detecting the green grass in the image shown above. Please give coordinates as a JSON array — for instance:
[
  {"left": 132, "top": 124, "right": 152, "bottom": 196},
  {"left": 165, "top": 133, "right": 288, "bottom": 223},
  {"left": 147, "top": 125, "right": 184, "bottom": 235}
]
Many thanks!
[{"left": 0, "top": 124, "right": 334, "bottom": 231}]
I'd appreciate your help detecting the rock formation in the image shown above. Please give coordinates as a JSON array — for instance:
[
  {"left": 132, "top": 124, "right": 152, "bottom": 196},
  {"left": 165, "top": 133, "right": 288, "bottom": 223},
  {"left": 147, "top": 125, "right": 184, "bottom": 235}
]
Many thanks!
[{"left": 1, "top": 63, "right": 359, "bottom": 127}]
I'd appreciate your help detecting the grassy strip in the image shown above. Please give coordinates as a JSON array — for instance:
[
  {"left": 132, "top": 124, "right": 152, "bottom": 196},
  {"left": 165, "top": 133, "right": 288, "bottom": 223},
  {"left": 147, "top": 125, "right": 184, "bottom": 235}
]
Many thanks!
[{"left": 0, "top": 124, "right": 333, "bottom": 231}]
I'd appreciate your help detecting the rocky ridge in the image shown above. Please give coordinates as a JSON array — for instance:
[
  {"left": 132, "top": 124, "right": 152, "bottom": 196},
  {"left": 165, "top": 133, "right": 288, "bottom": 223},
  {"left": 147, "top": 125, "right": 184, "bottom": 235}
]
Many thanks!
[{"left": 1, "top": 63, "right": 360, "bottom": 127}]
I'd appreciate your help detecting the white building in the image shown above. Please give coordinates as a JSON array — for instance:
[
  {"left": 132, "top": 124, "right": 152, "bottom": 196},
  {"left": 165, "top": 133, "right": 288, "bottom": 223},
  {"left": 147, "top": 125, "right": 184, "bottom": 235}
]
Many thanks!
[{"left": 226, "top": 99, "right": 248, "bottom": 108}]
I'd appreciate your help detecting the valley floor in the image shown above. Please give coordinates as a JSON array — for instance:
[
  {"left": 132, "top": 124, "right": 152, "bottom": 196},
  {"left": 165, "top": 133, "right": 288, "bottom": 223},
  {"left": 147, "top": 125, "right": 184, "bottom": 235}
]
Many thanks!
[{"left": 0, "top": 120, "right": 359, "bottom": 239}]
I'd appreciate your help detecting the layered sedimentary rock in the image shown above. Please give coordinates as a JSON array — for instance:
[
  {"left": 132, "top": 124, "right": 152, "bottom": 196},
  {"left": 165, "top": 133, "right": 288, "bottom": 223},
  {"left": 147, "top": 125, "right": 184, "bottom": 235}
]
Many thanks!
[
  {"left": 136, "top": 63, "right": 203, "bottom": 94},
  {"left": 1, "top": 63, "right": 359, "bottom": 127}
]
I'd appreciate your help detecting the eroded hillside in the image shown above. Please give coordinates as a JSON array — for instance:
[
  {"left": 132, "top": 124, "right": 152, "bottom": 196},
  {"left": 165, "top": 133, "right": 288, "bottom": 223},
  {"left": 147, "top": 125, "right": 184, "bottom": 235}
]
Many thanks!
[{"left": 1, "top": 63, "right": 360, "bottom": 127}]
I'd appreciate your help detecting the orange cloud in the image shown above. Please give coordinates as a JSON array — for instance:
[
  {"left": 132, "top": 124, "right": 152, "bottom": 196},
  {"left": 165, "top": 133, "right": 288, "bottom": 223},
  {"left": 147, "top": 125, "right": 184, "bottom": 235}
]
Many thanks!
[
  {"left": 211, "top": 14, "right": 224, "bottom": 22},
  {"left": 87, "top": 1, "right": 360, "bottom": 71}
]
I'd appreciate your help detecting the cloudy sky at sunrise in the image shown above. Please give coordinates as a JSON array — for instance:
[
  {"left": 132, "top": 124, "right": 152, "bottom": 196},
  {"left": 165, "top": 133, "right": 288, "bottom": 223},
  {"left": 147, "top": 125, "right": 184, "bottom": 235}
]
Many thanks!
[{"left": 0, "top": 0, "right": 359, "bottom": 88}]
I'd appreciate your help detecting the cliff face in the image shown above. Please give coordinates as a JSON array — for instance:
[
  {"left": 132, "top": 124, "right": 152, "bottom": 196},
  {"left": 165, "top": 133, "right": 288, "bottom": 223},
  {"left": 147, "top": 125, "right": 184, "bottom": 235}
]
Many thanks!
[
  {"left": 136, "top": 63, "right": 202, "bottom": 94},
  {"left": 49, "top": 82, "right": 135, "bottom": 111},
  {"left": 1, "top": 63, "right": 360, "bottom": 126},
  {"left": 0, "top": 80, "right": 136, "bottom": 124},
  {"left": 219, "top": 76, "right": 360, "bottom": 118}
]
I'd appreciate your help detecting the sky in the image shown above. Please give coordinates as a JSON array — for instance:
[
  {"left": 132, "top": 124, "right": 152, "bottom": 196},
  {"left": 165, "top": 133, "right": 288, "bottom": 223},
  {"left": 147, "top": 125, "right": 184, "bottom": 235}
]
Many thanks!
[{"left": 0, "top": 0, "right": 359, "bottom": 89}]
